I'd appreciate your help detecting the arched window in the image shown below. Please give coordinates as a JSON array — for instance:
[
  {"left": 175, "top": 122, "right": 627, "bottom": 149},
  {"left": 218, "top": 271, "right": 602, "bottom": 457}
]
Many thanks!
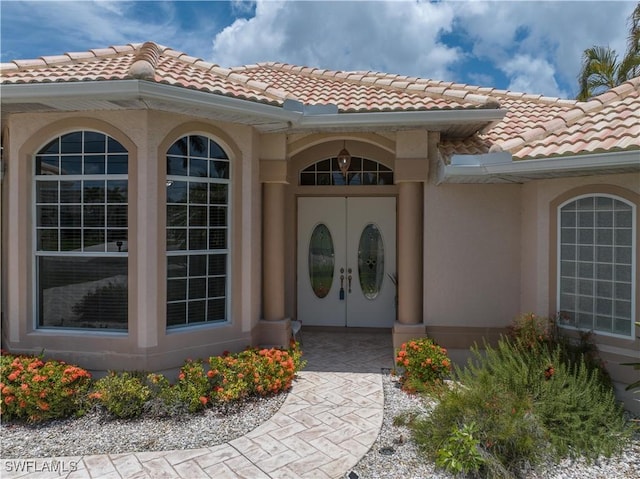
[
  {"left": 557, "top": 194, "right": 635, "bottom": 337},
  {"left": 165, "top": 135, "right": 230, "bottom": 328},
  {"left": 300, "top": 157, "right": 393, "bottom": 186},
  {"left": 34, "top": 131, "right": 128, "bottom": 330}
]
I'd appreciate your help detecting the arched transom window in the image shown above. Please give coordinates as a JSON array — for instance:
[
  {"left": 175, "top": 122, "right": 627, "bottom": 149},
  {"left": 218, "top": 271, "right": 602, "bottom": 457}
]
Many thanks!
[{"left": 300, "top": 157, "right": 393, "bottom": 186}]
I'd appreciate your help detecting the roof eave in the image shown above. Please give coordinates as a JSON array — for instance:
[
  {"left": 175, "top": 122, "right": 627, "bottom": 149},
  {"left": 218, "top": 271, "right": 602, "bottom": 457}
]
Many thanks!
[
  {"left": 436, "top": 150, "right": 640, "bottom": 184},
  {"left": 1, "top": 80, "right": 506, "bottom": 134}
]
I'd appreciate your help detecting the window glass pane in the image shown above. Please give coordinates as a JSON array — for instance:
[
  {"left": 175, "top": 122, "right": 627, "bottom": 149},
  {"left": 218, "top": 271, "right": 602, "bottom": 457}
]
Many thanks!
[
  {"left": 210, "top": 160, "right": 229, "bottom": 179},
  {"left": 614, "top": 265, "right": 631, "bottom": 282},
  {"left": 614, "top": 210, "right": 632, "bottom": 227},
  {"left": 358, "top": 223, "right": 384, "bottom": 300},
  {"left": 37, "top": 182, "right": 58, "bottom": 203},
  {"left": 167, "top": 228, "right": 187, "bottom": 251},
  {"left": 188, "top": 301, "right": 206, "bottom": 324},
  {"left": 189, "top": 183, "right": 208, "bottom": 205},
  {"left": 596, "top": 211, "right": 613, "bottom": 227},
  {"left": 613, "top": 319, "right": 631, "bottom": 335},
  {"left": 189, "top": 206, "right": 207, "bottom": 227},
  {"left": 107, "top": 180, "right": 127, "bottom": 202},
  {"left": 60, "top": 181, "right": 82, "bottom": 203},
  {"left": 596, "top": 281, "right": 612, "bottom": 298},
  {"left": 209, "top": 229, "right": 226, "bottom": 249},
  {"left": 167, "top": 303, "right": 187, "bottom": 327},
  {"left": 168, "top": 256, "right": 188, "bottom": 278},
  {"left": 167, "top": 279, "right": 187, "bottom": 301},
  {"left": 60, "top": 132, "right": 83, "bottom": 153},
  {"left": 40, "top": 138, "right": 59, "bottom": 154},
  {"left": 190, "top": 158, "right": 208, "bottom": 178},
  {"left": 577, "top": 197, "right": 594, "bottom": 210},
  {"left": 84, "top": 181, "right": 105, "bottom": 203},
  {"left": 83, "top": 229, "right": 104, "bottom": 250},
  {"left": 578, "top": 211, "right": 593, "bottom": 227},
  {"left": 596, "top": 197, "right": 613, "bottom": 209},
  {"left": 60, "top": 229, "right": 82, "bottom": 251},
  {"left": 209, "top": 184, "right": 228, "bottom": 204},
  {"left": 615, "top": 300, "right": 632, "bottom": 319},
  {"left": 209, "top": 141, "right": 228, "bottom": 159},
  {"left": 189, "top": 136, "right": 208, "bottom": 158},
  {"left": 308, "top": 223, "right": 334, "bottom": 299},
  {"left": 578, "top": 279, "right": 593, "bottom": 295},
  {"left": 615, "top": 247, "right": 632, "bottom": 265},
  {"left": 84, "top": 132, "right": 106, "bottom": 153},
  {"left": 84, "top": 155, "right": 106, "bottom": 174},
  {"left": 37, "top": 256, "right": 127, "bottom": 329},
  {"left": 167, "top": 156, "right": 188, "bottom": 176},
  {"left": 189, "top": 229, "right": 207, "bottom": 250},
  {"left": 208, "top": 254, "right": 226, "bottom": 275},
  {"left": 596, "top": 228, "right": 613, "bottom": 245},
  {"left": 209, "top": 206, "right": 227, "bottom": 227},
  {"left": 107, "top": 155, "right": 128, "bottom": 174},
  {"left": 208, "top": 277, "right": 226, "bottom": 297},
  {"left": 207, "top": 299, "right": 226, "bottom": 321},
  {"left": 36, "top": 156, "right": 59, "bottom": 175},
  {"left": 189, "top": 255, "right": 207, "bottom": 276},
  {"left": 107, "top": 205, "right": 127, "bottom": 227},
  {"left": 168, "top": 137, "right": 188, "bottom": 156},
  {"left": 188, "top": 278, "right": 207, "bottom": 299},
  {"left": 37, "top": 205, "right": 58, "bottom": 227},
  {"left": 167, "top": 181, "right": 188, "bottom": 203},
  {"left": 167, "top": 205, "right": 187, "bottom": 227},
  {"left": 37, "top": 230, "right": 58, "bottom": 251},
  {"left": 60, "top": 205, "right": 82, "bottom": 227}
]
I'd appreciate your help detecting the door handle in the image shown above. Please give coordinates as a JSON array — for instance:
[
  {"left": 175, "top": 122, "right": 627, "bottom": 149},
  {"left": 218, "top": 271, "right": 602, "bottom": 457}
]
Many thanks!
[
  {"left": 339, "top": 268, "right": 345, "bottom": 300},
  {"left": 347, "top": 268, "right": 352, "bottom": 293}
]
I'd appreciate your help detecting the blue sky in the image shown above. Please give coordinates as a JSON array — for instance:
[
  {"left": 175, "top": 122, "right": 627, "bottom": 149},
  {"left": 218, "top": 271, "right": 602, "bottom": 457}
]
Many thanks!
[{"left": 1, "top": 1, "right": 637, "bottom": 99}]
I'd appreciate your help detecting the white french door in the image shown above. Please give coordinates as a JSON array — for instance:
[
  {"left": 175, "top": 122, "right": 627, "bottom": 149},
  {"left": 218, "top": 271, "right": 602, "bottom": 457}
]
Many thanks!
[{"left": 297, "top": 197, "right": 396, "bottom": 328}]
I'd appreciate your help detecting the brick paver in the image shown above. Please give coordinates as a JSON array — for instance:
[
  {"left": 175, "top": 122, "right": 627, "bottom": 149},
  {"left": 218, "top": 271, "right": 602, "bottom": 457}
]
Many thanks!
[{"left": 1, "top": 331, "right": 394, "bottom": 479}]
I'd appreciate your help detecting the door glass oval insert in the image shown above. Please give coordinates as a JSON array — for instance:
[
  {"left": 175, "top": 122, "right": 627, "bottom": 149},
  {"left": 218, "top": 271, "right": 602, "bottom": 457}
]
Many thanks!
[
  {"left": 308, "top": 224, "right": 335, "bottom": 298},
  {"left": 358, "top": 223, "right": 384, "bottom": 299}
]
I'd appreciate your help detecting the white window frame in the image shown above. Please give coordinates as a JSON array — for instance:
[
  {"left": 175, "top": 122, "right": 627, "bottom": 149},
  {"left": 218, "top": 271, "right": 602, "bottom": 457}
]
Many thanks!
[
  {"left": 556, "top": 193, "right": 636, "bottom": 339},
  {"left": 165, "top": 134, "right": 232, "bottom": 330},
  {"left": 33, "top": 130, "right": 129, "bottom": 332}
]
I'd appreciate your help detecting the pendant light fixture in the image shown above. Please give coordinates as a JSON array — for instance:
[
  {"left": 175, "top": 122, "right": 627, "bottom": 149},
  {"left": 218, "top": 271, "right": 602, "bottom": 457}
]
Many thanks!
[{"left": 336, "top": 140, "right": 351, "bottom": 178}]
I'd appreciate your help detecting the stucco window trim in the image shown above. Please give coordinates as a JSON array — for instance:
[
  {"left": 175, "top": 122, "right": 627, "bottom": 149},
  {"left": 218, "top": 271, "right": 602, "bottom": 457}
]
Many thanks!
[{"left": 549, "top": 184, "right": 639, "bottom": 342}]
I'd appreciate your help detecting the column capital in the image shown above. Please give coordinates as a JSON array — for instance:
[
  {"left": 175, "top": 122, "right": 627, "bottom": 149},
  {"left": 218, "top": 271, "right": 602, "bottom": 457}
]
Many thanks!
[
  {"left": 259, "top": 158, "right": 289, "bottom": 184},
  {"left": 394, "top": 157, "right": 428, "bottom": 182}
]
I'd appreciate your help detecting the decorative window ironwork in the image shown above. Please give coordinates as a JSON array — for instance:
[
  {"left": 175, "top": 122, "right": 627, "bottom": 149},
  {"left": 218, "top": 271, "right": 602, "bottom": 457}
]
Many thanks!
[
  {"left": 358, "top": 223, "right": 385, "bottom": 299},
  {"left": 300, "top": 157, "right": 393, "bottom": 186},
  {"left": 558, "top": 195, "right": 635, "bottom": 337},
  {"left": 166, "top": 135, "right": 230, "bottom": 328},
  {"left": 34, "top": 131, "right": 128, "bottom": 330}
]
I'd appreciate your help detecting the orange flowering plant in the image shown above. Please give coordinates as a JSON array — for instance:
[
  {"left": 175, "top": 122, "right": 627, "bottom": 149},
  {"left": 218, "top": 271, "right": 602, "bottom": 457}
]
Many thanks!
[
  {"left": 395, "top": 337, "right": 451, "bottom": 393},
  {"left": 207, "top": 340, "right": 306, "bottom": 403},
  {"left": 0, "top": 352, "right": 92, "bottom": 423}
]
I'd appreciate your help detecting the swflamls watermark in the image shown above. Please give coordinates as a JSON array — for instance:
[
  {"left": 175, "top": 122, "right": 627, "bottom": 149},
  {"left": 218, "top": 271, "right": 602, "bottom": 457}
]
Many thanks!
[{"left": 4, "top": 459, "right": 79, "bottom": 474}]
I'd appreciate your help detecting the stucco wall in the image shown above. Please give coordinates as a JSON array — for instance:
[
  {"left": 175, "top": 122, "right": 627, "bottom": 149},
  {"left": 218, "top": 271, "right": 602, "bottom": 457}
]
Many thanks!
[
  {"left": 520, "top": 172, "right": 640, "bottom": 413},
  {"left": 0, "top": 110, "right": 262, "bottom": 373},
  {"left": 424, "top": 182, "right": 522, "bottom": 329}
]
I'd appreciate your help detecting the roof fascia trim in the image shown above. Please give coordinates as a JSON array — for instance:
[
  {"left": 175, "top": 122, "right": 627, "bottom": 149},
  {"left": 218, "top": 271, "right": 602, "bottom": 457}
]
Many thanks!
[
  {"left": 298, "top": 108, "right": 507, "bottom": 128},
  {"left": 438, "top": 150, "right": 640, "bottom": 184}
]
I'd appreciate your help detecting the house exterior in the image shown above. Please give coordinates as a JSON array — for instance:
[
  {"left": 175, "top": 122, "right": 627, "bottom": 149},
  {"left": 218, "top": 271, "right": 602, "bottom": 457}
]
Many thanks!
[{"left": 1, "top": 42, "right": 638, "bottom": 410}]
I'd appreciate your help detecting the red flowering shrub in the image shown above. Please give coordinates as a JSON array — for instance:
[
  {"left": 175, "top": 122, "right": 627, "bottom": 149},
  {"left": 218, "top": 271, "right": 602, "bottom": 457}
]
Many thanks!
[
  {"left": 0, "top": 353, "right": 92, "bottom": 423},
  {"left": 395, "top": 338, "right": 451, "bottom": 393}
]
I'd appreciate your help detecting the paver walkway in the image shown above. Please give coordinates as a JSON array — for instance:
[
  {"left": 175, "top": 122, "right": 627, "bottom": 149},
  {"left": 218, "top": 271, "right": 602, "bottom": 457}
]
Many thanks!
[{"left": 1, "top": 331, "right": 395, "bottom": 479}]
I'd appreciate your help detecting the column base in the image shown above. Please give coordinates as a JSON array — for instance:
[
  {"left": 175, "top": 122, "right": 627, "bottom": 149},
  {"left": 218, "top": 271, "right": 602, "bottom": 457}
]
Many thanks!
[
  {"left": 256, "top": 318, "right": 292, "bottom": 349},
  {"left": 392, "top": 321, "right": 427, "bottom": 351}
]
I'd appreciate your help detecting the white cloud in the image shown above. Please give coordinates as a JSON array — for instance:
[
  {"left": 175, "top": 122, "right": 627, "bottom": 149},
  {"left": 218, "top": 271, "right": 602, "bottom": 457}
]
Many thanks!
[
  {"left": 211, "top": 1, "right": 462, "bottom": 79},
  {"left": 502, "top": 55, "right": 567, "bottom": 98}
]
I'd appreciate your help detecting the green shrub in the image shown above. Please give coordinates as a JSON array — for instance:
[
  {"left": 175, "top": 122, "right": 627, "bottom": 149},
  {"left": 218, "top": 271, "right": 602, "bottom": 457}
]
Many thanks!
[
  {"left": 0, "top": 353, "right": 92, "bottom": 423},
  {"left": 93, "top": 371, "right": 151, "bottom": 418},
  {"left": 435, "top": 422, "right": 485, "bottom": 475},
  {"left": 395, "top": 337, "right": 451, "bottom": 393},
  {"left": 174, "top": 360, "right": 210, "bottom": 412},
  {"left": 412, "top": 338, "right": 633, "bottom": 478}
]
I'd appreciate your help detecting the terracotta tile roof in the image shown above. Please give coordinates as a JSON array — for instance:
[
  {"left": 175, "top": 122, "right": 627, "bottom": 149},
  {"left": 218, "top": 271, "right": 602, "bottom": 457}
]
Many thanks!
[
  {"left": 2, "top": 41, "right": 639, "bottom": 162},
  {"left": 1, "top": 41, "right": 492, "bottom": 112}
]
